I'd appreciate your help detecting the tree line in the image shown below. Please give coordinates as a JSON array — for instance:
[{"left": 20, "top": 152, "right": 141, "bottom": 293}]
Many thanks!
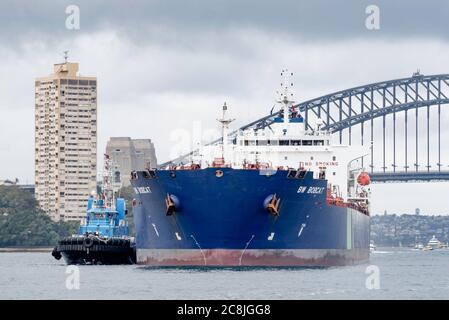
[
  {"left": 0, "top": 185, "right": 137, "bottom": 247},
  {"left": 0, "top": 186, "right": 78, "bottom": 247}
]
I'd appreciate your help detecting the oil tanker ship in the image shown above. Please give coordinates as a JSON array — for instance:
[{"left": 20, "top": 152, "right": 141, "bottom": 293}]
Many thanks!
[{"left": 131, "top": 72, "right": 371, "bottom": 266}]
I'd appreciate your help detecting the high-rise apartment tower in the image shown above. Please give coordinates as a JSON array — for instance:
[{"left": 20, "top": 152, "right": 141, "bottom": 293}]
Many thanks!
[{"left": 35, "top": 61, "right": 97, "bottom": 221}]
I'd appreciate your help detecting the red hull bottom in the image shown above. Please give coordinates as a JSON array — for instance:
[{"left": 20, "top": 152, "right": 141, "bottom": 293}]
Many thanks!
[{"left": 137, "top": 249, "right": 369, "bottom": 267}]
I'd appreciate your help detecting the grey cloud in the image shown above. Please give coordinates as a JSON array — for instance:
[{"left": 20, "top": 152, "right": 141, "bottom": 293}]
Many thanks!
[
  {"left": 2, "top": 0, "right": 449, "bottom": 49},
  {"left": 1, "top": 0, "right": 449, "bottom": 214}
]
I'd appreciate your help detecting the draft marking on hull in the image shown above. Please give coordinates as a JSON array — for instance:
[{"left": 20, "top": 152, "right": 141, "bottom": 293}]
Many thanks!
[{"left": 151, "top": 223, "right": 160, "bottom": 237}]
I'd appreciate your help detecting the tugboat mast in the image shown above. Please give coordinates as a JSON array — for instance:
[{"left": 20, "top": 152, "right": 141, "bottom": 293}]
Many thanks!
[{"left": 102, "top": 154, "right": 120, "bottom": 209}]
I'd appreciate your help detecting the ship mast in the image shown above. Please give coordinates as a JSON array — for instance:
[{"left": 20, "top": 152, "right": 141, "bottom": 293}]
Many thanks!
[
  {"left": 216, "top": 102, "right": 235, "bottom": 163},
  {"left": 277, "top": 69, "right": 295, "bottom": 128}
]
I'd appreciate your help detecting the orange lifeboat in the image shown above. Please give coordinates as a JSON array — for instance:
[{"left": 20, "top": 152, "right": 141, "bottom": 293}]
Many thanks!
[
  {"left": 335, "top": 196, "right": 345, "bottom": 206},
  {"left": 357, "top": 172, "right": 371, "bottom": 186}
]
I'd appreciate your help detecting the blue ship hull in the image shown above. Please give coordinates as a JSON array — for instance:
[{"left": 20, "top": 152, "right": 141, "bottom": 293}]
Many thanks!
[{"left": 131, "top": 168, "right": 370, "bottom": 266}]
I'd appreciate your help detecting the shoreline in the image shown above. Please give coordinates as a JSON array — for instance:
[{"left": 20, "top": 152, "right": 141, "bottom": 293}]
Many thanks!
[{"left": 0, "top": 247, "right": 53, "bottom": 253}]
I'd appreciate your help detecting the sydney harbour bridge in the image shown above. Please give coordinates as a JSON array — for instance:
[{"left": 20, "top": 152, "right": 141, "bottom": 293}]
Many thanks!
[{"left": 166, "top": 73, "right": 449, "bottom": 183}]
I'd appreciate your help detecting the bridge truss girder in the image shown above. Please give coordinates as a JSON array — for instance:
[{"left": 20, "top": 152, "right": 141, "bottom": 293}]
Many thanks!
[{"left": 163, "top": 74, "right": 449, "bottom": 182}]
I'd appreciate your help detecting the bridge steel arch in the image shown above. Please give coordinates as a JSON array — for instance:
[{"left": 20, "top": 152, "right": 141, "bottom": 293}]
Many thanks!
[{"left": 163, "top": 74, "right": 449, "bottom": 182}]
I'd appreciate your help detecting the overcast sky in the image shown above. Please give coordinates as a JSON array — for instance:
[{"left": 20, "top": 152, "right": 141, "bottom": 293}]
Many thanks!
[{"left": 1, "top": 0, "right": 449, "bottom": 214}]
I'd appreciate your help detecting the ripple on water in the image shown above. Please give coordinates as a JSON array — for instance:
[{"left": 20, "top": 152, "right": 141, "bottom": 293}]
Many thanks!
[{"left": 1, "top": 249, "right": 449, "bottom": 299}]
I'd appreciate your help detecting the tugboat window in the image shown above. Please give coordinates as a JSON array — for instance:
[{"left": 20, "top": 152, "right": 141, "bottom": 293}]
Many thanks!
[{"left": 114, "top": 171, "right": 121, "bottom": 183}]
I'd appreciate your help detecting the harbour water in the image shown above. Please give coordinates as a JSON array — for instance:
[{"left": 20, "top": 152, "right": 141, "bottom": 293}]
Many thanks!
[{"left": 1, "top": 248, "right": 448, "bottom": 299}]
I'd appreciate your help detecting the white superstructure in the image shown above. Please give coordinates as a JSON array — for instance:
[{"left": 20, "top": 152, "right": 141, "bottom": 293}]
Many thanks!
[
  {"left": 186, "top": 70, "right": 370, "bottom": 202},
  {"left": 427, "top": 235, "right": 441, "bottom": 249}
]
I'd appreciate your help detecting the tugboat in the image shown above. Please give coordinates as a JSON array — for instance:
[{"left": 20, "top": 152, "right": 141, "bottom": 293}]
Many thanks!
[{"left": 52, "top": 155, "right": 136, "bottom": 264}]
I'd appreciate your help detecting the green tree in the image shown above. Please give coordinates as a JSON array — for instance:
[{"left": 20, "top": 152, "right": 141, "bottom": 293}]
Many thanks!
[{"left": 0, "top": 186, "right": 79, "bottom": 247}]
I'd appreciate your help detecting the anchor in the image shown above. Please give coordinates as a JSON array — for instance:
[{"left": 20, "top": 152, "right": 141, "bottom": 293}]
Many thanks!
[
  {"left": 165, "top": 194, "right": 176, "bottom": 216},
  {"left": 266, "top": 193, "right": 281, "bottom": 216}
]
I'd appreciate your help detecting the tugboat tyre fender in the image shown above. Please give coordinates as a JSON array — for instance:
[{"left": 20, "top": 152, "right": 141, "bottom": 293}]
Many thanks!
[
  {"left": 83, "top": 237, "right": 94, "bottom": 248},
  {"left": 51, "top": 247, "right": 62, "bottom": 260}
]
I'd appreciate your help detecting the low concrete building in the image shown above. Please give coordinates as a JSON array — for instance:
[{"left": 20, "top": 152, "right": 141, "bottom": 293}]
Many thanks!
[{"left": 105, "top": 137, "right": 157, "bottom": 186}]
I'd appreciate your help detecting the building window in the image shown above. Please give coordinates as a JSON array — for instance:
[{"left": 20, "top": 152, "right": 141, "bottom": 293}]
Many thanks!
[
  {"left": 291, "top": 140, "right": 301, "bottom": 146},
  {"left": 302, "top": 140, "right": 312, "bottom": 146}
]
